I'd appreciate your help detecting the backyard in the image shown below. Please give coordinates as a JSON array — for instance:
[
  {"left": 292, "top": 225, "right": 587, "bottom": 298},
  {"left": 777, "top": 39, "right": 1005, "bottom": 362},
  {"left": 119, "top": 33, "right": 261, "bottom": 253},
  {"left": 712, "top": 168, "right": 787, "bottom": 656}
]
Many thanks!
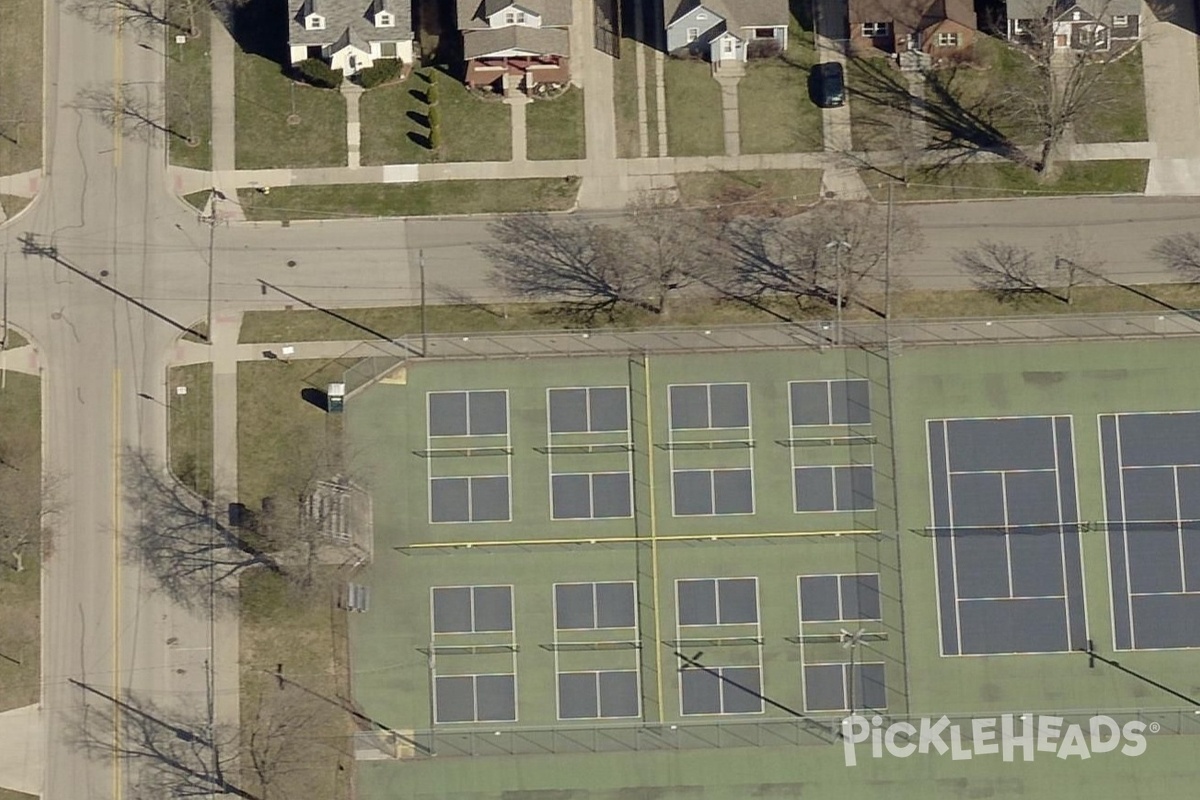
[
  {"left": 235, "top": 50, "right": 347, "bottom": 169},
  {"left": 526, "top": 88, "right": 586, "bottom": 160},
  {"left": 359, "top": 69, "right": 512, "bottom": 164},
  {"left": 0, "top": 0, "right": 43, "bottom": 175}
]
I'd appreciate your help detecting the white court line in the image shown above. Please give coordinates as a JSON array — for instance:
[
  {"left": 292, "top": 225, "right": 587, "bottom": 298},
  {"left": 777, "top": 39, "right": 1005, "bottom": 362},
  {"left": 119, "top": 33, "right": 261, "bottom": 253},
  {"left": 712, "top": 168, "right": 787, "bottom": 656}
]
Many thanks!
[
  {"left": 947, "top": 467, "right": 1058, "bottom": 476},
  {"left": 1001, "top": 471, "right": 1014, "bottom": 599},
  {"left": 1116, "top": 416, "right": 1136, "bottom": 650},
  {"left": 944, "top": 422, "right": 965, "bottom": 655},
  {"left": 957, "top": 594, "right": 1067, "bottom": 602},
  {"left": 1174, "top": 466, "right": 1187, "bottom": 593},
  {"left": 1051, "top": 417, "right": 1073, "bottom": 647}
]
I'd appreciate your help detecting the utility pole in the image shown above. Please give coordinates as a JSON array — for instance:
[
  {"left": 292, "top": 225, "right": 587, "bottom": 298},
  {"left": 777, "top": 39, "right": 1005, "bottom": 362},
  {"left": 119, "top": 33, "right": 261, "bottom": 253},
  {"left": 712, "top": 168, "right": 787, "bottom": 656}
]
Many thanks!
[
  {"left": 826, "top": 240, "right": 852, "bottom": 346},
  {"left": 419, "top": 249, "right": 427, "bottom": 357},
  {"left": 884, "top": 182, "right": 893, "bottom": 324},
  {"left": 206, "top": 201, "right": 216, "bottom": 344}
]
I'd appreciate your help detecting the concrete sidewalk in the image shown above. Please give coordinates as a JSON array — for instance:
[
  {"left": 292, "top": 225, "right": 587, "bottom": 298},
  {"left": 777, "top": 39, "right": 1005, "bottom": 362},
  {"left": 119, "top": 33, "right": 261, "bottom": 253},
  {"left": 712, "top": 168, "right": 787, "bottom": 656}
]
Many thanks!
[
  {"left": 1141, "top": 1, "right": 1200, "bottom": 193},
  {"left": 0, "top": 705, "right": 43, "bottom": 796}
]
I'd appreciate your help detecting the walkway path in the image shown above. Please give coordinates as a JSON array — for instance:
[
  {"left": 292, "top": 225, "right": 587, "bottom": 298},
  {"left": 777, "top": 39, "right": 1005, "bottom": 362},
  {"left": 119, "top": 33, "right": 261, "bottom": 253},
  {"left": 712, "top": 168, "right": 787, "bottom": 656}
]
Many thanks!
[
  {"left": 506, "top": 96, "right": 530, "bottom": 162},
  {"left": 207, "top": 20, "right": 245, "bottom": 220},
  {"left": 654, "top": 52, "right": 669, "bottom": 156},
  {"left": 0, "top": 705, "right": 42, "bottom": 796},
  {"left": 714, "top": 65, "right": 743, "bottom": 157},
  {"left": 342, "top": 81, "right": 364, "bottom": 170},
  {"left": 1142, "top": 1, "right": 1200, "bottom": 194}
]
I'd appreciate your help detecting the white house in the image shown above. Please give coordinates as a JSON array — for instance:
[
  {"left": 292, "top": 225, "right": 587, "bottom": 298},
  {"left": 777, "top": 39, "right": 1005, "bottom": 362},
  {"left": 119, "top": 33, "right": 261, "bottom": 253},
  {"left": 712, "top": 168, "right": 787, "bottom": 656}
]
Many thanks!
[
  {"left": 288, "top": 0, "right": 414, "bottom": 75},
  {"left": 663, "top": 0, "right": 789, "bottom": 64}
]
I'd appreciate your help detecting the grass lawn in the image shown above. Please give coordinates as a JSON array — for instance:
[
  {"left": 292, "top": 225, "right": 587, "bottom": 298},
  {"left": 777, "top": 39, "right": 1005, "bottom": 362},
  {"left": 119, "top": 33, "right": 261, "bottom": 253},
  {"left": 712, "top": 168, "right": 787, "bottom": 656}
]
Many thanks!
[
  {"left": 527, "top": 88, "right": 586, "bottom": 160},
  {"left": 0, "top": 374, "right": 41, "bottom": 713},
  {"left": 675, "top": 168, "right": 823, "bottom": 208},
  {"left": 663, "top": 58, "right": 724, "bottom": 156},
  {"left": 182, "top": 189, "right": 211, "bottom": 212},
  {"left": 167, "top": 363, "right": 213, "bottom": 498},
  {"left": 847, "top": 57, "right": 921, "bottom": 151},
  {"left": 359, "top": 69, "right": 512, "bottom": 165},
  {"left": 0, "top": 195, "right": 31, "bottom": 218},
  {"left": 739, "top": 26, "right": 822, "bottom": 154},
  {"left": 0, "top": 0, "right": 42, "bottom": 175},
  {"left": 237, "top": 177, "right": 579, "bottom": 220},
  {"left": 862, "top": 159, "right": 1148, "bottom": 200},
  {"left": 235, "top": 51, "right": 347, "bottom": 169},
  {"left": 1075, "top": 45, "right": 1147, "bottom": 143},
  {"left": 241, "top": 568, "right": 352, "bottom": 800},
  {"left": 613, "top": 40, "right": 642, "bottom": 158},
  {"left": 0, "top": 790, "right": 36, "bottom": 800},
  {"left": 890, "top": 283, "right": 1200, "bottom": 318},
  {"left": 166, "top": 4, "right": 212, "bottom": 169}
]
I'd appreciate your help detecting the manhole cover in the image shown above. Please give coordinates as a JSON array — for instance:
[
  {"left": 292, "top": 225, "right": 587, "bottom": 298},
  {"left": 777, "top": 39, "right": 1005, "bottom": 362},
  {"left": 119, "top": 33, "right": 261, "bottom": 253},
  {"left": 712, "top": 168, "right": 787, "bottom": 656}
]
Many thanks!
[{"left": 286, "top": 114, "right": 302, "bottom": 126}]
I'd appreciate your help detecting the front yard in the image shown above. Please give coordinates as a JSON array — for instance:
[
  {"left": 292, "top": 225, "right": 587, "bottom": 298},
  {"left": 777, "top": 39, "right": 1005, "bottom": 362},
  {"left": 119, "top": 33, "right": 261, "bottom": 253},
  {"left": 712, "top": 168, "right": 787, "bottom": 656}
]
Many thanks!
[
  {"left": 0, "top": 0, "right": 42, "bottom": 175},
  {"left": 235, "top": 51, "right": 347, "bottom": 169},
  {"left": 737, "top": 26, "right": 823, "bottom": 154},
  {"left": 1075, "top": 44, "right": 1147, "bottom": 143},
  {"left": 359, "top": 69, "right": 512, "bottom": 164},
  {"left": 663, "top": 58, "right": 725, "bottom": 156},
  {"left": 526, "top": 88, "right": 586, "bottom": 160}
]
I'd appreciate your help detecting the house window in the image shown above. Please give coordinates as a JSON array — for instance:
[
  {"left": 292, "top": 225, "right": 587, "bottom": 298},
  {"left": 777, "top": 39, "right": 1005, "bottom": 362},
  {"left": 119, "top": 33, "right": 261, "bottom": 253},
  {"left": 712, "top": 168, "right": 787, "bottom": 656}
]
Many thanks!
[
  {"left": 377, "top": 12, "right": 392, "bottom": 26},
  {"left": 754, "top": 28, "right": 775, "bottom": 38},
  {"left": 1112, "top": 14, "right": 1129, "bottom": 25},
  {"left": 721, "top": 37, "right": 734, "bottom": 55},
  {"left": 686, "top": 27, "right": 700, "bottom": 42},
  {"left": 936, "top": 32, "right": 960, "bottom": 46},
  {"left": 379, "top": 41, "right": 397, "bottom": 58},
  {"left": 860, "top": 22, "right": 889, "bottom": 37},
  {"left": 305, "top": 14, "right": 325, "bottom": 30}
]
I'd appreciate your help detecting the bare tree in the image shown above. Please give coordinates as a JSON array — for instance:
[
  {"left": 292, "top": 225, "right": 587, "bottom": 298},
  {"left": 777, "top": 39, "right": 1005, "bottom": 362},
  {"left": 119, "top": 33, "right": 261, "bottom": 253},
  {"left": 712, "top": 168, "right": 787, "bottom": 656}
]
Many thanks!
[
  {"left": 708, "top": 201, "right": 919, "bottom": 316},
  {"left": 1151, "top": 232, "right": 1200, "bottom": 281},
  {"left": 844, "top": 8, "right": 1137, "bottom": 178},
  {"left": 67, "top": 0, "right": 206, "bottom": 36},
  {"left": 0, "top": 433, "right": 59, "bottom": 573},
  {"left": 123, "top": 449, "right": 284, "bottom": 610},
  {"left": 955, "top": 237, "right": 1093, "bottom": 303},
  {"left": 72, "top": 681, "right": 255, "bottom": 799},
  {"left": 243, "top": 690, "right": 327, "bottom": 800},
  {"left": 483, "top": 206, "right": 706, "bottom": 323},
  {"left": 75, "top": 84, "right": 196, "bottom": 145}
]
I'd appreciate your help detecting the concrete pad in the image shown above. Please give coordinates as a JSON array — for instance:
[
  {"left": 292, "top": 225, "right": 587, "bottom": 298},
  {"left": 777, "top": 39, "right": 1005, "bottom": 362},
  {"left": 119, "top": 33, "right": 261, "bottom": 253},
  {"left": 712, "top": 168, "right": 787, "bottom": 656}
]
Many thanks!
[
  {"left": 1146, "top": 159, "right": 1200, "bottom": 195},
  {"left": 382, "top": 164, "right": 420, "bottom": 183},
  {"left": 0, "top": 704, "right": 43, "bottom": 795}
]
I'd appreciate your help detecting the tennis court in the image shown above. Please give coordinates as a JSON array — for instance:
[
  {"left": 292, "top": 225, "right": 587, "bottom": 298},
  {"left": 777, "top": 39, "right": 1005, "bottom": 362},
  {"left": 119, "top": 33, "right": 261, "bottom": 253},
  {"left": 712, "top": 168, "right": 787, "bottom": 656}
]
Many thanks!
[
  {"left": 927, "top": 416, "right": 1088, "bottom": 656},
  {"left": 1100, "top": 411, "right": 1200, "bottom": 650}
]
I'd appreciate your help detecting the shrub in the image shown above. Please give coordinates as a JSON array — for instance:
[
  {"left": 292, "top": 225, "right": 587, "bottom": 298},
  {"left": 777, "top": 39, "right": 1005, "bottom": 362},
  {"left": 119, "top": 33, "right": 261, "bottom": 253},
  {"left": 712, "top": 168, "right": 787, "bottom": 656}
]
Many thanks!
[
  {"left": 425, "top": 76, "right": 439, "bottom": 106},
  {"left": 746, "top": 39, "right": 782, "bottom": 59},
  {"left": 427, "top": 103, "right": 442, "bottom": 131},
  {"left": 292, "top": 58, "right": 342, "bottom": 89},
  {"left": 356, "top": 58, "right": 404, "bottom": 88}
]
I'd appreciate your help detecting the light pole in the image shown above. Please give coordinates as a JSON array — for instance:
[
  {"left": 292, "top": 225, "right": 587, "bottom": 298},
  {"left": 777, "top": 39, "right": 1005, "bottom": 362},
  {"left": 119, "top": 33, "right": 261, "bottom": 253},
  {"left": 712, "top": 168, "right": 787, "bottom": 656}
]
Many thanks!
[{"left": 825, "top": 240, "right": 852, "bottom": 345}]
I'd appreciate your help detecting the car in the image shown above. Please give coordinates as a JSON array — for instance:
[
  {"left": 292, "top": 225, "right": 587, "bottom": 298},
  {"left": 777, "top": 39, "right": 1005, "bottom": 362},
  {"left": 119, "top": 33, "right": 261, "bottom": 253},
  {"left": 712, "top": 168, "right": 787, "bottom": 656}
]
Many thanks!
[{"left": 810, "top": 62, "right": 845, "bottom": 109}]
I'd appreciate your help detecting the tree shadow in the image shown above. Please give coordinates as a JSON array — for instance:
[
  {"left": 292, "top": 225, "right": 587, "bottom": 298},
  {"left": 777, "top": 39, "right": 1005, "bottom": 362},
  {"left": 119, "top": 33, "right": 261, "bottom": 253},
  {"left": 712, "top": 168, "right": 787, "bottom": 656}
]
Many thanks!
[
  {"left": 406, "top": 109, "right": 430, "bottom": 128},
  {"left": 300, "top": 387, "right": 328, "bottom": 411},
  {"left": 217, "top": 0, "right": 289, "bottom": 63},
  {"left": 406, "top": 131, "right": 432, "bottom": 148}
]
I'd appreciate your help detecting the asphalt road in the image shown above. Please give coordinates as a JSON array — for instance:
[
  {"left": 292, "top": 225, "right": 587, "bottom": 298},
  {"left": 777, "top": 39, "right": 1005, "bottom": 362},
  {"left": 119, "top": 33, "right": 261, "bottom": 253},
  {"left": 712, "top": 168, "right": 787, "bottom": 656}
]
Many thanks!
[{"left": 4, "top": 5, "right": 1200, "bottom": 800}]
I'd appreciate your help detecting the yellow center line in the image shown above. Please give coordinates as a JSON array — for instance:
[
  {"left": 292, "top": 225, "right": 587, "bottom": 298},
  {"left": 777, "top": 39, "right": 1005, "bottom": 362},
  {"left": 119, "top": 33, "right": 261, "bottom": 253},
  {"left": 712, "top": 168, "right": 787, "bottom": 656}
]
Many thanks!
[
  {"left": 643, "top": 355, "right": 664, "bottom": 724},
  {"left": 112, "top": 370, "right": 122, "bottom": 800}
]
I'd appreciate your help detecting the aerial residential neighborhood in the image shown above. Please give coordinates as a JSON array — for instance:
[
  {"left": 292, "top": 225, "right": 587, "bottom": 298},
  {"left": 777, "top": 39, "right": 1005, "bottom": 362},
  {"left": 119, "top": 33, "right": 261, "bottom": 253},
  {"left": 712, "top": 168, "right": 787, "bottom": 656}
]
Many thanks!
[{"left": 2, "top": 0, "right": 1200, "bottom": 799}]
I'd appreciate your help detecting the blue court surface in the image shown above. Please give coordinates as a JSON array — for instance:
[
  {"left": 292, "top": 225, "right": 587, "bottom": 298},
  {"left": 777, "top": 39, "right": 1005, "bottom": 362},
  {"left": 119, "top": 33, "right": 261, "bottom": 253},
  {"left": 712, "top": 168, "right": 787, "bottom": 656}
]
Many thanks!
[
  {"left": 927, "top": 417, "right": 1087, "bottom": 656},
  {"left": 1101, "top": 411, "right": 1200, "bottom": 650}
]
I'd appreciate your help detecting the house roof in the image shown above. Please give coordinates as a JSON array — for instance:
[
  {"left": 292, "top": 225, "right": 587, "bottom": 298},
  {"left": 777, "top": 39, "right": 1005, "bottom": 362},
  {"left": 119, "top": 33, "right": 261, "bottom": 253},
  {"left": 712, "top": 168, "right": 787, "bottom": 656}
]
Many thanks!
[
  {"left": 462, "top": 25, "right": 571, "bottom": 58},
  {"left": 663, "top": 0, "right": 789, "bottom": 32},
  {"left": 849, "top": 0, "right": 976, "bottom": 32},
  {"left": 1005, "top": 0, "right": 1139, "bottom": 19},
  {"left": 457, "top": 0, "right": 573, "bottom": 30},
  {"left": 289, "top": 0, "right": 412, "bottom": 46}
]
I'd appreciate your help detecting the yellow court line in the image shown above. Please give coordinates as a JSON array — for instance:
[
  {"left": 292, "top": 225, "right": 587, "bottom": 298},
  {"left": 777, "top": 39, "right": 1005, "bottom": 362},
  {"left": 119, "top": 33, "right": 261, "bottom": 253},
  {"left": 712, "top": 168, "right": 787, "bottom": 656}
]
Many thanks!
[
  {"left": 111, "top": 370, "right": 122, "bottom": 800},
  {"left": 643, "top": 354, "right": 664, "bottom": 724},
  {"left": 113, "top": 17, "right": 123, "bottom": 168},
  {"left": 403, "top": 529, "right": 882, "bottom": 551}
]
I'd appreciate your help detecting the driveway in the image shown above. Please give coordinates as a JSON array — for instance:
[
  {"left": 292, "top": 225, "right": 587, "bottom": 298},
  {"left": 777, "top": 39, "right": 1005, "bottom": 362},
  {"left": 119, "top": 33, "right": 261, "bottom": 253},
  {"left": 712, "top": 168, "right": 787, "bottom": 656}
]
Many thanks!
[{"left": 1141, "top": 0, "right": 1200, "bottom": 193}]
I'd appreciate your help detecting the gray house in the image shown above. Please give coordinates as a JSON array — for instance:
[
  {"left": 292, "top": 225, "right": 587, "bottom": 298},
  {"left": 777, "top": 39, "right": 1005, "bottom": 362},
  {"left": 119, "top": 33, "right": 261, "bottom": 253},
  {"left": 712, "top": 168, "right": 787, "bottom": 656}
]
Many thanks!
[
  {"left": 288, "top": 0, "right": 414, "bottom": 74},
  {"left": 663, "top": 0, "right": 790, "bottom": 64},
  {"left": 1005, "top": 0, "right": 1140, "bottom": 50}
]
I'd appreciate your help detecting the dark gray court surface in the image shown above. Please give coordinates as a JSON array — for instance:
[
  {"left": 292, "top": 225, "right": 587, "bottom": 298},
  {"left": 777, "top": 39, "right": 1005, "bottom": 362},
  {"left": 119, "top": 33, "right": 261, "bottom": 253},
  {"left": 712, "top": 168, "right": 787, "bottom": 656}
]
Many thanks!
[
  {"left": 789, "top": 379, "right": 871, "bottom": 426},
  {"left": 558, "top": 671, "right": 640, "bottom": 719},
  {"left": 669, "top": 383, "right": 750, "bottom": 430},
  {"left": 554, "top": 582, "right": 637, "bottom": 630},
  {"left": 798, "top": 574, "right": 881, "bottom": 622},
  {"left": 676, "top": 578, "right": 759, "bottom": 625},
  {"left": 431, "top": 586, "right": 514, "bottom": 633},
  {"left": 679, "top": 666, "right": 763, "bottom": 714},
  {"left": 429, "top": 474, "right": 510, "bottom": 523},
  {"left": 427, "top": 390, "right": 512, "bottom": 524},
  {"left": 793, "top": 464, "right": 873, "bottom": 513},
  {"left": 548, "top": 387, "right": 629, "bottom": 433},
  {"left": 1101, "top": 412, "right": 1200, "bottom": 650},
  {"left": 435, "top": 674, "right": 517, "bottom": 723},
  {"left": 550, "top": 472, "right": 632, "bottom": 520},
  {"left": 803, "top": 663, "right": 886, "bottom": 712},
  {"left": 428, "top": 390, "right": 509, "bottom": 436},
  {"left": 927, "top": 417, "right": 1087, "bottom": 656}
]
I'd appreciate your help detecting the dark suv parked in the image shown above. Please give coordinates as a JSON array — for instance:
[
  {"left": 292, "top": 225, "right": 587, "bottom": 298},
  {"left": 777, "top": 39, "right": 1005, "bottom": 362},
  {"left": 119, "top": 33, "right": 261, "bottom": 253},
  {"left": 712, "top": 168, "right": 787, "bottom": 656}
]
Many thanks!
[{"left": 810, "top": 62, "right": 845, "bottom": 109}]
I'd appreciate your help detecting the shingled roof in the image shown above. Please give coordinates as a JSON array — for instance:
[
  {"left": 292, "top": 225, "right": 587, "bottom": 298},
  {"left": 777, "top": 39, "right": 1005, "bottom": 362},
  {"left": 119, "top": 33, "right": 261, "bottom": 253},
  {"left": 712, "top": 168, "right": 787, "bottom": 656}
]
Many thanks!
[
  {"left": 457, "top": 0, "right": 573, "bottom": 30},
  {"left": 290, "top": 0, "right": 412, "bottom": 46},
  {"left": 663, "top": 0, "right": 788, "bottom": 33},
  {"left": 462, "top": 24, "right": 570, "bottom": 57}
]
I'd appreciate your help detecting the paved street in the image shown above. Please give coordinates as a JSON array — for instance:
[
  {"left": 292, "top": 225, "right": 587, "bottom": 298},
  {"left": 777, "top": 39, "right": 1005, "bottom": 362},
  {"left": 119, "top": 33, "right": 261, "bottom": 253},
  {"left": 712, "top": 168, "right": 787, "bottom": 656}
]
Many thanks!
[{"left": 2, "top": 2, "right": 1200, "bottom": 799}]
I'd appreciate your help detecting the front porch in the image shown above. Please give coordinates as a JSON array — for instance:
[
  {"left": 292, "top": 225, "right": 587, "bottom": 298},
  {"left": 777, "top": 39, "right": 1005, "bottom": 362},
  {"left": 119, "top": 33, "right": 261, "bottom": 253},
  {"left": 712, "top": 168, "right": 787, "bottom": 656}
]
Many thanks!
[{"left": 465, "top": 56, "right": 571, "bottom": 93}]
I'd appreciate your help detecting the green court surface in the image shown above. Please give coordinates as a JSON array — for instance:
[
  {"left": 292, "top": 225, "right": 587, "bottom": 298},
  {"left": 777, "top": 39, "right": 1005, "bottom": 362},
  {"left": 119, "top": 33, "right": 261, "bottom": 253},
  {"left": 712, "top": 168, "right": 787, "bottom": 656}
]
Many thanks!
[{"left": 347, "top": 336, "right": 1200, "bottom": 799}]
